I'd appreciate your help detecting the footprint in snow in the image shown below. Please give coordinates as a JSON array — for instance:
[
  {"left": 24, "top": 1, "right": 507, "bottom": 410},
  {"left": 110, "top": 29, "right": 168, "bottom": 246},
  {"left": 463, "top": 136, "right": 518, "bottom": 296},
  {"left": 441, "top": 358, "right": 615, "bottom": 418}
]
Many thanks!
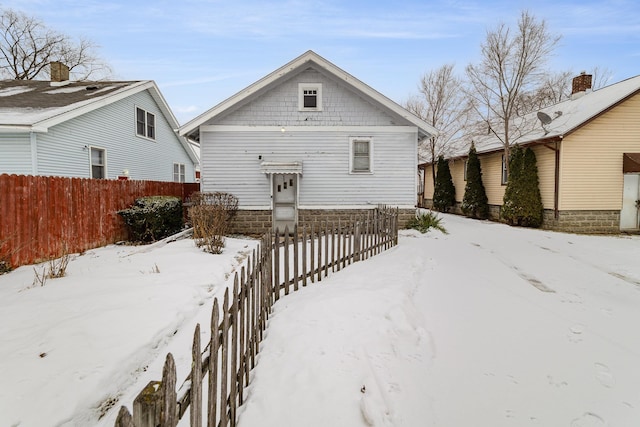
[
  {"left": 594, "top": 363, "right": 615, "bottom": 388},
  {"left": 570, "top": 412, "right": 606, "bottom": 427}
]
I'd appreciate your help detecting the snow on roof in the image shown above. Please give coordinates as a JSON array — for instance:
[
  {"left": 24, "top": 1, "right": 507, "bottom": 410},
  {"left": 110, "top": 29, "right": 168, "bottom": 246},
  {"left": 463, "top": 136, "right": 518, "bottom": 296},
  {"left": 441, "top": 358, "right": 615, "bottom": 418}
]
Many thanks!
[
  {"left": 0, "top": 80, "right": 141, "bottom": 129},
  {"left": 0, "top": 86, "right": 34, "bottom": 97},
  {"left": 445, "top": 74, "right": 640, "bottom": 160}
]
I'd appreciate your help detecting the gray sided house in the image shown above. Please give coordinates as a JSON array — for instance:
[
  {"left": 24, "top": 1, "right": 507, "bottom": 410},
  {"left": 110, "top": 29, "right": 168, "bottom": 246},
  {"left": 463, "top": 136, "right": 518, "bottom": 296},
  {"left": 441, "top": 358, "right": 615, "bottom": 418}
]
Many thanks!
[
  {"left": 179, "top": 51, "right": 437, "bottom": 234},
  {"left": 0, "top": 64, "right": 198, "bottom": 182}
]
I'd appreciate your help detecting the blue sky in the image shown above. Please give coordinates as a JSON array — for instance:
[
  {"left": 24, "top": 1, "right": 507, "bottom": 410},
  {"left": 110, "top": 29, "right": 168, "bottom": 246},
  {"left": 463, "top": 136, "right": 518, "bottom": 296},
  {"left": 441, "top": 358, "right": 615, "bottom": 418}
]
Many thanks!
[{"left": 4, "top": 0, "right": 640, "bottom": 124}]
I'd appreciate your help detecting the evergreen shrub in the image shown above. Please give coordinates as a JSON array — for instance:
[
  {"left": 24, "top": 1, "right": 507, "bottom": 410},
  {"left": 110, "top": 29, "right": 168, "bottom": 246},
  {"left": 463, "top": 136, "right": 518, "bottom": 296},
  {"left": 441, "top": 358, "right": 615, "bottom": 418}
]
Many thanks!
[
  {"left": 432, "top": 156, "right": 456, "bottom": 212},
  {"left": 118, "top": 196, "right": 183, "bottom": 242},
  {"left": 461, "top": 144, "right": 489, "bottom": 219}
]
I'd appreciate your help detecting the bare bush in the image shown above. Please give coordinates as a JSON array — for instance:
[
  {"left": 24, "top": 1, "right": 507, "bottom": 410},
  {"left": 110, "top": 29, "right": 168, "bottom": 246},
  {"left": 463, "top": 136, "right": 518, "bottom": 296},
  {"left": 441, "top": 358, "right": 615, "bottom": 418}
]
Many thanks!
[
  {"left": 31, "top": 246, "right": 71, "bottom": 286},
  {"left": 188, "top": 192, "right": 238, "bottom": 254}
]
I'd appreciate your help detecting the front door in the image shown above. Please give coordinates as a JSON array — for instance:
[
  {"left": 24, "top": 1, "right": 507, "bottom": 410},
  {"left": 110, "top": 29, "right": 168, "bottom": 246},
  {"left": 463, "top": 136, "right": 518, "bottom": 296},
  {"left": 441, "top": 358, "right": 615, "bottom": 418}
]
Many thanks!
[
  {"left": 273, "top": 174, "right": 297, "bottom": 233},
  {"left": 620, "top": 174, "right": 640, "bottom": 230}
]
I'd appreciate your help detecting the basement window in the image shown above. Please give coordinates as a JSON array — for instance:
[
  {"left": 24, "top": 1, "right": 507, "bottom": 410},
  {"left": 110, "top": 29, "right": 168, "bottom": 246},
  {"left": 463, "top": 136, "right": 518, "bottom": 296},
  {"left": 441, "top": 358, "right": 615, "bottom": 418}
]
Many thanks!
[{"left": 298, "top": 83, "right": 322, "bottom": 111}]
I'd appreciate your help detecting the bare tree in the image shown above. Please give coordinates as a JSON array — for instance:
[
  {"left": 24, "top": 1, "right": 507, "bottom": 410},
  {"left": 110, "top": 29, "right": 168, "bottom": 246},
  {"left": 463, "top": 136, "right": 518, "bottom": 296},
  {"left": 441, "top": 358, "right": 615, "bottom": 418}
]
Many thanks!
[
  {"left": 405, "top": 63, "right": 471, "bottom": 185},
  {"left": 0, "top": 7, "right": 111, "bottom": 80},
  {"left": 466, "top": 10, "right": 560, "bottom": 176}
]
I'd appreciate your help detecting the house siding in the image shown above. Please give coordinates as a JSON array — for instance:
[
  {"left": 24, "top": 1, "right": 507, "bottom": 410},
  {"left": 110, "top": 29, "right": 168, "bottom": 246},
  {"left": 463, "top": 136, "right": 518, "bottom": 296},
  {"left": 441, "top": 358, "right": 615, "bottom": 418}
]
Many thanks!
[
  {"left": 213, "top": 69, "right": 401, "bottom": 127},
  {"left": 200, "top": 127, "right": 417, "bottom": 208},
  {"left": 22, "top": 90, "right": 195, "bottom": 181},
  {"left": 479, "top": 152, "right": 506, "bottom": 206},
  {"left": 559, "top": 94, "right": 640, "bottom": 210},
  {"left": 0, "top": 133, "right": 32, "bottom": 174},
  {"left": 531, "top": 144, "right": 556, "bottom": 210}
]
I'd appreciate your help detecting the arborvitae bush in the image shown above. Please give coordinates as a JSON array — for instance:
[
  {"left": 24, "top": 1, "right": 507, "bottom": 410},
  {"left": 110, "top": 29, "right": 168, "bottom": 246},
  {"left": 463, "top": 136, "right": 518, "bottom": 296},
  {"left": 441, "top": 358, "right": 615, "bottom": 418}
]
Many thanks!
[
  {"left": 432, "top": 156, "right": 456, "bottom": 212},
  {"left": 519, "top": 147, "right": 544, "bottom": 227},
  {"left": 461, "top": 144, "right": 489, "bottom": 219},
  {"left": 501, "top": 146, "right": 543, "bottom": 227},
  {"left": 118, "top": 196, "right": 183, "bottom": 242},
  {"left": 501, "top": 145, "right": 524, "bottom": 225}
]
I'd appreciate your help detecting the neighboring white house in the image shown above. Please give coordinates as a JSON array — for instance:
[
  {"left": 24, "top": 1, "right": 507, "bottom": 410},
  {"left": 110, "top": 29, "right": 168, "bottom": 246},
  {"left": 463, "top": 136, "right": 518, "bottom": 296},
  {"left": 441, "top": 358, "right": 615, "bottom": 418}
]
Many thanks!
[
  {"left": 179, "top": 50, "right": 437, "bottom": 233},
  {"left": 0, "top": 63, "right": 199, "bottom": 182}
]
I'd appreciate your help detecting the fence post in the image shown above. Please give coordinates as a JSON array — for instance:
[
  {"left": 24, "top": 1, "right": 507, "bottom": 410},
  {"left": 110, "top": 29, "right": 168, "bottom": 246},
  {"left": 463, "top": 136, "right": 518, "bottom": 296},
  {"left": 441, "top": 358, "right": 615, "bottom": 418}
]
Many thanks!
[
  {"left": 283, "top": 228, "right": 290, "bottom": 295},
  {"left": 190, "top": 324, "right": 202, "bottom": 427},
  {"left": 161, "top": 354, "right": 178, "bottom": 427},
  {"left": 115, "top": 406, "right": 135, "bottom": 427},
  {"left": 293, "top": 225, "right": 299, "bottom": 291},
  {"left": 273, "top": 230, "right": 280, "bottom": 301},
  {"left": 133, "top": 381, "right": 162, "bottom": 427},
  {"left": 208, "top": 300, "right": 219, "bottom": 427}
]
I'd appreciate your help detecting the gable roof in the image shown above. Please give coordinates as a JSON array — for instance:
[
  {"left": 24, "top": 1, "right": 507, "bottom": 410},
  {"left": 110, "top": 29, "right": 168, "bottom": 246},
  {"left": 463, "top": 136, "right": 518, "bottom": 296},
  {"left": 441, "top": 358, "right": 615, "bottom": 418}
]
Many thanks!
[
  {"left": 179, "top": 50, "right": 438, "bottom": 141},
  {"left": 451, "top": 74, "right": 640, "bottom": 160},
  {"left": 0, "top": 79, "right": 198, "bottom": 164}
]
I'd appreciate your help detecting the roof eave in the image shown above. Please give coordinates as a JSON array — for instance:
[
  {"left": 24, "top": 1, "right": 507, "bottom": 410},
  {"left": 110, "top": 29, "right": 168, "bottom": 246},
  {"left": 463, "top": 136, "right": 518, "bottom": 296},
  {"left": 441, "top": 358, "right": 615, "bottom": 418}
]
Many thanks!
[{"left": 179, "top": 50, "right": 439, "bottom": 139}]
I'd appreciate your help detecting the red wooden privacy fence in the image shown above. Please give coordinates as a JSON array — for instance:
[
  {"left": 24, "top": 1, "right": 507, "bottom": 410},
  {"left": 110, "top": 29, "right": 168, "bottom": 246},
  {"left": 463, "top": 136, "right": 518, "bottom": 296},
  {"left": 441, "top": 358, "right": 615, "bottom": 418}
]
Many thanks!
[
  {"left": 114, "top": 207, "right": 399, "bottom": 427},
  {"left": 0, "top": 174, "right": 199, "bottom": 269}
]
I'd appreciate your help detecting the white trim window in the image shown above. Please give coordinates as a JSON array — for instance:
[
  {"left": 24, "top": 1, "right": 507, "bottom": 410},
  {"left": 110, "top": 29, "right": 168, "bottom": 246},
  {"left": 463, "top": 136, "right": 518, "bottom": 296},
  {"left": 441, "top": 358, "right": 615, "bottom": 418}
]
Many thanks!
[
  {"left": 350, "top": 137, "right": 373, "bottom": 173},
  {"left": 90, "top": 147, "right": 106, "bottom": 179},
  {"left": 298, "top": 83, "right": 322, "bottom": 111},
  {"left": 136, "top": 107, "right": 156, "bottom": 140},
  {"left": 173, "top": 163, "right": 185, "bottom": 182},
  {"left": 501, "top": 154, "right": 508, "bottom": 185}
]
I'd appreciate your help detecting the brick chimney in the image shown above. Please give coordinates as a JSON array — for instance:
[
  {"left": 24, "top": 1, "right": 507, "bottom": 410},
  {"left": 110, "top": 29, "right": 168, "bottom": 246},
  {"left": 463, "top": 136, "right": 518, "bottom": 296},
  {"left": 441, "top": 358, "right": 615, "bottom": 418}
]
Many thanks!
[
  {"left": 50, "top": 61, "right": 70, "bottom": 83},
  {"left": 572, "top": 72, "right": 592, "bottom": 95}
]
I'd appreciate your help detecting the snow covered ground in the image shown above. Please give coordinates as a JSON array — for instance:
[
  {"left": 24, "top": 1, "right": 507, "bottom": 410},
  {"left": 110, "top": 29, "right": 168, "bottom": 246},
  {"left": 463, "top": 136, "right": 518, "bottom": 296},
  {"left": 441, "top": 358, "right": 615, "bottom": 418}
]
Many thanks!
[{"left": 1, "top": 213, "right": 639, "bottom": 427}]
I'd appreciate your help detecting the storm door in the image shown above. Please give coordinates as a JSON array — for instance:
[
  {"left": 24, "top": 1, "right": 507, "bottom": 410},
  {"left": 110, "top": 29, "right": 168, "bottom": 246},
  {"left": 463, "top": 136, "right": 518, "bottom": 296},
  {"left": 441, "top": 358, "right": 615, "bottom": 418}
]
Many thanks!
[
  {"left": 273, "top": 174, "right": 297, "bottom": 233},
  {"left": 620, "top": 174, "right": 640, "bottom": 230}
]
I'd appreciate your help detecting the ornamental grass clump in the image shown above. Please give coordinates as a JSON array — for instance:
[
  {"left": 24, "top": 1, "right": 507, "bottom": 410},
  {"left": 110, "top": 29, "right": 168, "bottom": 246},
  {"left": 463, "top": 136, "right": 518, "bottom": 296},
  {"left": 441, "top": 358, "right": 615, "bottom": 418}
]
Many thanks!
[{"left": 406, "top": 211, "right": 448, "bottom": 234}]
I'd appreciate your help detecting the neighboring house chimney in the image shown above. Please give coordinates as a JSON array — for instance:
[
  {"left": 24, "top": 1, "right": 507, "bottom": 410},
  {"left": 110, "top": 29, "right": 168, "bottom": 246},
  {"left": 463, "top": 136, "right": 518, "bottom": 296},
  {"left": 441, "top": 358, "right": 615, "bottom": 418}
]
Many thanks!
[
  {"left": 572, "top": 72, "right": 592, "bottom": 95},
  {"left": 50, "top": 62, "right": 70, "bottom": 83}
]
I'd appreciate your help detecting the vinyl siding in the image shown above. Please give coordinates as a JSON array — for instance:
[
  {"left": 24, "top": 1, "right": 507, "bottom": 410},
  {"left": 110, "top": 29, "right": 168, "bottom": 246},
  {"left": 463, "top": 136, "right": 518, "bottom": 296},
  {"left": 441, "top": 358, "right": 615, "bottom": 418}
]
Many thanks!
[
  {"left": 200, "top": 128, "right": 417, "bottom": 208},
  {"left": 559, "top": 93, "right": 640, "bottom": 210},
  {"left": 449, "top": 159, "right": 465, "bottom": 201},
  {"left": 213, "top": 69, "right": 403, "bottom": 127},
  {"left": 480, "top": 152, "right": 506, "bottom": 205},
  {"left": 530, "top": 144, "right": 556, "bottom": 209},
  {"left": 0, "top": 133, "right": 32, "bottom": 174},
  {"left": 35, "top": 90, "right": 195, "bottom": 181}
]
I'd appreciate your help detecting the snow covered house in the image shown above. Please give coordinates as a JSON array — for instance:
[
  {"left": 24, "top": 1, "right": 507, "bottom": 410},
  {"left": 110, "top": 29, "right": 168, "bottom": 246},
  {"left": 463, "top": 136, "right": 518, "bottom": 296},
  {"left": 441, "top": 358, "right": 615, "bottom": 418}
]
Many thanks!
[
  {"left": 179, "top": 51, "right": 437, "bottom": 234},
  {"left": 0, "top": 63, "right": 198, "bottom": 182},
  {"left": 420, "top": 73, "right": 640, "bottom": 233}
]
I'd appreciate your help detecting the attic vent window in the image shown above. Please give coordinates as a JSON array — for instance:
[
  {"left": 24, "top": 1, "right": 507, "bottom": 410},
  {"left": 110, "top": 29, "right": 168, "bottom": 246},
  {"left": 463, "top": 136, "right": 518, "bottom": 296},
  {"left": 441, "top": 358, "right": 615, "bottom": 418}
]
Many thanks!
[{"left": 298, "top": 83, "right": 322, "bottom": 111}]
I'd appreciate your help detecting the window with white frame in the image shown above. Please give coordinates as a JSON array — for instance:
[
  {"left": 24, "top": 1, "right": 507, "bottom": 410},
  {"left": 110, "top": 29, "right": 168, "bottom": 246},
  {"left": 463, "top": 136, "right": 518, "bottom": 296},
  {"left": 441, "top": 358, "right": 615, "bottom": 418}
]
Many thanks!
[
  {"left": 136, "top": 107, "right": 155, "bottom": 140},
  {"left": 90, "top": 147, "right": 106, "bottom": 179},
  {"left": 501, "top": 154, "right": 508, "bottom": 185},
  {"left": 173, "top": 163, "right": 185, "bottom": 182},
  {"left": 350, "top": 137, "right": 372, "bottom": 173},
  {"left": 298, "top": 83, "right": 322, "bottom": 111},
  {"left": 464, "top": 159, "right": 468, "bottom": 181}
]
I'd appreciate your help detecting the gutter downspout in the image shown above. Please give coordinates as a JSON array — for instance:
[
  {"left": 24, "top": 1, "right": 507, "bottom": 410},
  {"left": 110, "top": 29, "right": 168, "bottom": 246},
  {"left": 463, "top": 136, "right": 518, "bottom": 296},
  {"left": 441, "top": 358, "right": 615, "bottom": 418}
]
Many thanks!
[
  {"left": 30, "top": 131, "right": 38, "bottom": 175},
  {"left": 542, "top": 136, "right": 562, "bottom": 220},
  {"left": 554, "top": 138, "right": 561, "bottom": 219}
]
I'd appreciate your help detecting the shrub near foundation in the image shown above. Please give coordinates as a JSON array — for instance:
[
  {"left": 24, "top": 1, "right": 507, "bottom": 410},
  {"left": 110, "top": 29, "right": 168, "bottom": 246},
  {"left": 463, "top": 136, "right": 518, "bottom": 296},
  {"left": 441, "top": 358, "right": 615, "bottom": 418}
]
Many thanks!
[
  {"left": 188, "top": 192, "right": 238, "bottom": 254},
  {"left": 118, "top": 196, "right": 183, "bottom": 242}
]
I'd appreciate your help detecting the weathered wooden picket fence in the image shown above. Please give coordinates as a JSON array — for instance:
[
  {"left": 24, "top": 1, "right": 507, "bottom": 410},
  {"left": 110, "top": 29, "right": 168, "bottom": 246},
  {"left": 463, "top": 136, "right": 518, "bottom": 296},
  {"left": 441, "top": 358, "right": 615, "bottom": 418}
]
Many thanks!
[{"left": 114, "top": 206, "right": 398, "bottom": 427}]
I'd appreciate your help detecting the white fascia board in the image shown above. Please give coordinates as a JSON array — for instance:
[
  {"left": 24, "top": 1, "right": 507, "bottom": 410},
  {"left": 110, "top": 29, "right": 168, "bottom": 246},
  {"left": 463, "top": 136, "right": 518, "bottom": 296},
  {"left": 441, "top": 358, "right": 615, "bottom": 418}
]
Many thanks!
[
  {"left": 0, "top": 125, "right": 36, "bottom": 133},
  {"left": 200, "top": 125, "right": 419, "bottom": 133}
]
